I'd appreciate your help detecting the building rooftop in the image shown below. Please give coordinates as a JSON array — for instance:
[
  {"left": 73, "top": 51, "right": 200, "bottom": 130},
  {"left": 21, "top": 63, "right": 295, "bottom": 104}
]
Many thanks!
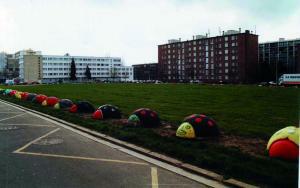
[
  {"left": 159, "top": 29, "right": 257, "bottom": 46},
  {"left": 260, "top": 38, "right": 300, "bottom": 44}
]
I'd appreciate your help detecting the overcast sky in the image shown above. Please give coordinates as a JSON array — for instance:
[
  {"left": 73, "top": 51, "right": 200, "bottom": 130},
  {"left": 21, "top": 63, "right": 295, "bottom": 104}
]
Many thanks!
[{"left": 0, "top": 0, "right": 299, "bottom": 65}]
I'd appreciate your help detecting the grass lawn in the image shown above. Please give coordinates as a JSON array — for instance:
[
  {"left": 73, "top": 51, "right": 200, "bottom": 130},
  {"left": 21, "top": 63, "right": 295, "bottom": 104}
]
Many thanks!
[{"left": 1, "top": 83, "right": 299, "bottom": 187}]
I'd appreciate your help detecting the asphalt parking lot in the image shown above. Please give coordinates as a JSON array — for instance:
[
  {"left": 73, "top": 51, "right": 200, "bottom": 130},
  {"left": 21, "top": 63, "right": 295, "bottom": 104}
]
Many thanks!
[{"left": 0, "top": 101, "right": 216, "bottom": 188}]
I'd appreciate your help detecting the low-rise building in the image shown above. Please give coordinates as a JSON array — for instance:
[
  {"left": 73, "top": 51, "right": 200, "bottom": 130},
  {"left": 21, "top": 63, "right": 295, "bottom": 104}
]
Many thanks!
[
  {"left": 259, "top": 38, "right": 300, "bottom": 81},
  {"left": 296, "top": 44, "right": 300, "bottom": 73},
  {"left": 132, "top": 63, "right": 158, "bottom": 81}
]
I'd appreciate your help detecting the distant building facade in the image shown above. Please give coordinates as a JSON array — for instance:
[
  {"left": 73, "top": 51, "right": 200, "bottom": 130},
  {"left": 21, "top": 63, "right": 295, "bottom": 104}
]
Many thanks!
[
  {"left": 297, "top": 44, "right": 300, "bottom": 73},
  {"left": 0, "top": 49, "right": 133, "bottom": 83},
  {"left": 0, "top": 52, "right": 20, "bottom": 81},
  {"left": 133, "top": 63, "right": 158, "bottom": 80},
  {"left": 42, "top": 55, "right": 133, "bottom": 83},
  {"left": 259, "top": 38, "right": 300, "bottom": 81},
  {"left": 15, "top": 50, "right": 43, "bottom": 82},
  {"left": 0, "top": 52, "right": 7, "bottom": 81},
  {"left": 158, "top": 30, "right": 258, "bottom": 83}
]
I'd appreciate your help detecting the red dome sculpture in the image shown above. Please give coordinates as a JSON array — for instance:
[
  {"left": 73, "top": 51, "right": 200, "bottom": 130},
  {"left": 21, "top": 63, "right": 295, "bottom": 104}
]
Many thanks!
[
  {"left": 9, "top": 90, "right": 17, "bottom": 96},
  {"left": 92, "top": 110, "right": 103, "bottom": 120},
  {"left": 33, "top": 94, "right": 48, "bottom": 104},
  {"left": 20, "top": 92, "right": 29, "bottom": 100},
  {"left": 269, "top": 139, "right": 299, "bottom": 161},
  {"left": 267, "top": 126, "right": 299, "bottom": 160},
  {"left": 45, "top": 97, "right": 59, "bottom": 107}
]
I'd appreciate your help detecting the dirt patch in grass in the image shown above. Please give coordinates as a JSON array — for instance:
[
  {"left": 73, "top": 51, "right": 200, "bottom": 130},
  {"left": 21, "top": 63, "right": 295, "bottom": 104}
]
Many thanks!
[
  {"left": 110, "top": 118, "right": 267, "bottom": 157},
  {"left": 218, "top": 134, "right": 267, "bottom": 157}
]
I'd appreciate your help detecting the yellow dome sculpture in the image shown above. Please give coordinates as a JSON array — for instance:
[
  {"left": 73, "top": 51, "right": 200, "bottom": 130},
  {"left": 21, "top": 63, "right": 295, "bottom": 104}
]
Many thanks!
[
  {"left": 267, "top": 126, "right": 299, "bottom": 150},
  {"left": 176, "top": 122, "right": 196, "bottom": 139}
]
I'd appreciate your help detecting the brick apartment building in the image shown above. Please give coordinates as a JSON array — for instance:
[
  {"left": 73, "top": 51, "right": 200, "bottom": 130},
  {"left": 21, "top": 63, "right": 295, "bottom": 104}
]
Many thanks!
[
  {"left": 133, "top": 63, "right": 158, "bottom": 81},
  {"left": 158, "top": 30, "right": 258, "bottom": 83}
]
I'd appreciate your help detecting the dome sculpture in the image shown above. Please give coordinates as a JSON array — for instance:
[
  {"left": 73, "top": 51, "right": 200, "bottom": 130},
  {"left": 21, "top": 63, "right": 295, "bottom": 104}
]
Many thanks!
[
  {"left": 54, "top": 99, "right": 73, "bottom": 109},
  {"left": 33, "top": 94, "right": 48, "bottom": 104},
  {"left": 20, "top": 92, "right": 29, "bottom": 100},
  {"left": 3, "top": 89, "right": 12, "bottom": 95},
  {"left": 26, "top": 93, "right": 37, "bottom": 101},
  {"left": 15, "top": 91, "right": 22, "bottom": 99},
  {"left": 128, "top": 108, "right": 160, "bottom": 127},
  {"left": 42, "top": 96, "right": 59, "bottom": 107},
  {"left": 9, "top": 90, "right": 17, "bottom": 97},
  {"left": 267, "top": 126, "right": 299, "bottom": 160},
  {"left": 69, "top": 101, "right": 95, "bottom": 113},
  {"left": 176, "top": 114, "right": 219, "bottom": 139},
  {"left": 92, "top": 104, "right": 121, "bottom": 120}
]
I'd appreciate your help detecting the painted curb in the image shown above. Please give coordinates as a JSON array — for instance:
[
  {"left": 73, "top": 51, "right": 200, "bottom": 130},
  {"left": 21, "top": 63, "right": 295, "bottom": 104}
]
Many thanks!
[{"left": 0, "top": 98, "right": 258, "bottom": 188}]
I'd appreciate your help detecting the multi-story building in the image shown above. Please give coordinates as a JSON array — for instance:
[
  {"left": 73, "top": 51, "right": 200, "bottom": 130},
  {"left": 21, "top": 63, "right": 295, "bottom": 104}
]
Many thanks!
[
  {"left": 15, "top": 49, "right": 43, "bottom": 82},
  {"left": 158, "top": 30, "right": 258, "bottom": 83},
  {"left": 6, "top": 54, "right": 19, "bottom": 79},
  {"left": 0, "top": 52, "right": 7, "bottom": 81},
  {"left": 42, "top": 54, "right": 133, "bottom": 83},
  {"left": 259, "top": 38, "right": 300, "bottom": 81},
  {"left": 0, "top": 49, "right": 133, "bottom": 83},
  {"left": 132, "top": 63, "right": 158, "bottom": 81}
]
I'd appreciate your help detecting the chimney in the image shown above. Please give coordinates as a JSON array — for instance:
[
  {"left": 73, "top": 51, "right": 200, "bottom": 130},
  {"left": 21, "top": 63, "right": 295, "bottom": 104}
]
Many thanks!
[
  {"left": 179, "top": 38, "right": 181, "bottom": 42},
  {"left": 193, "top": 36, "right": 195, "bottom": 40},
  {"left": 222, "top": 31, "right": 225, "bottom": 35},
  {"left": 239, "top": 28, "right": 241, "bottom": 33}
]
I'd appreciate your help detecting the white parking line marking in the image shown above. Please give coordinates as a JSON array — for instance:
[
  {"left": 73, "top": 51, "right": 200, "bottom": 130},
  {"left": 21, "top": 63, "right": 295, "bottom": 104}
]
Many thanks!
[
  {"left": 0, "top": 112, "right": 25, "bottom": 113},
  {"left": 15, "top": 151, "right": 148, "bottom": 166},
  {"left": 12, "top": 127, "right": 148, "bottom": 166},
  {"left": 13, "top": 128, "right": 60, "bottom": 153},
  {"left": 151, "top": 167, "right": 159, "bottom": 188},
  {"left": 0, "top": 123, "right": 55, "bottom": 127},
  {"left": 0, "top": 113, "right": 27, "bottom": 122}
]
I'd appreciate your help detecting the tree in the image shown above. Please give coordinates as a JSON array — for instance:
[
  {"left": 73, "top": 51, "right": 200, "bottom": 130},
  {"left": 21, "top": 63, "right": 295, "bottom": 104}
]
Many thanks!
[
  {"left": 110, "top": 67, "right": 118, "bottom": 82},
  {"left": 70, "top": 58, "right": 77, "bottom": 80},
  {"left": 85, "top": 65, "right": 91, "bottom": 80}
]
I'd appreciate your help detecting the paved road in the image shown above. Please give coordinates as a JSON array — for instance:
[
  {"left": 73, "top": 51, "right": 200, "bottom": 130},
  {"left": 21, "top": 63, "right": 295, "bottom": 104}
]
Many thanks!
[{"left": 0, "top": 100, "right": 215, "bottom": 188}]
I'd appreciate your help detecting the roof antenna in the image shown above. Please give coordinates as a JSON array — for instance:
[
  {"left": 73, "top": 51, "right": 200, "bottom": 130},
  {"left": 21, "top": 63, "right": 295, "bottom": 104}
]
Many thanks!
[{"left": 254, "top": 25, "right": 257, "bottom": 34}]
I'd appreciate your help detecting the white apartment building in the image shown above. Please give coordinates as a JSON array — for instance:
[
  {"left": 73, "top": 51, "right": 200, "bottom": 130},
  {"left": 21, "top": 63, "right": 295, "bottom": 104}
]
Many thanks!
[{"left": 42, "top": 54, "right": 133, "bottom": 83}]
